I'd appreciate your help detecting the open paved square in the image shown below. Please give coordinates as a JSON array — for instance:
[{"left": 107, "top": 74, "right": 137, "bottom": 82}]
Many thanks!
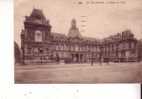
[{"left": 15, "top": 62, "right": 142, "bottom": 83}]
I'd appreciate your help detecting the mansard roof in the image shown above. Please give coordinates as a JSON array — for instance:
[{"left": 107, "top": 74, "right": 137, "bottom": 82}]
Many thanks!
[
  {"left": 83, "top": 37, "right": 99, "bottom": 42},
  {"left": 30, "top": 8, "right": 46, "bottom": 20},
  {"left": 25, "top": 9, "right": 50, "bottom": 26},
  {"left": 83, "top": 37, "right": 101, "bottom": 44},
  {"left": 52, "top": 32, "right": 68, "bottom": 41},
  {"left": 101, "top": 30, "right": 135, "bottom": 44},
  {"left": 52, "top": 32, "right": 66, "bottom": 38},
  {"left": 51, "top": 31, "right": 136, "bottom": 45}
]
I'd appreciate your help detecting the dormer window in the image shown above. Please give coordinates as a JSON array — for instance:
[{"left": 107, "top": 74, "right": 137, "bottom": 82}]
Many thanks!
[{"left": 35, "top": 30, "right": 42, "bottom": 42}]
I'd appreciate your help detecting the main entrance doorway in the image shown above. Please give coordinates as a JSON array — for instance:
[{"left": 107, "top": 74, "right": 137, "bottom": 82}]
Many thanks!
[{"left": 71, "top": 53, "right": 83, "bottom": 63}]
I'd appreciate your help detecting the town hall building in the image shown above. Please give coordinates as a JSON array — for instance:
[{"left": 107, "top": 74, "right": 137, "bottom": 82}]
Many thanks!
[{"left": 20, "top": 9, "right": 141, "bottom": 64}]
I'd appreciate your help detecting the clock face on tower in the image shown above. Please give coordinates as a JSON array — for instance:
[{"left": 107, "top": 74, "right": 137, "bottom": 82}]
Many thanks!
[{"left": 35, "top": 30, "right": 42, "bottom": 42}]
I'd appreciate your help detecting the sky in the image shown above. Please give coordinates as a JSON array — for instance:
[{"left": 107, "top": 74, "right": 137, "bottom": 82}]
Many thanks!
[{"left": 14, "top": 0, "right": 142, "bottom": 46}]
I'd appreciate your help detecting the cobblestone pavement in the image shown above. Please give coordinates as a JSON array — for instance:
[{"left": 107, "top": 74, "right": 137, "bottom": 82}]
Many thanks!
[{"left": 15, "top": 62, "right": 142, "bottom": 83}]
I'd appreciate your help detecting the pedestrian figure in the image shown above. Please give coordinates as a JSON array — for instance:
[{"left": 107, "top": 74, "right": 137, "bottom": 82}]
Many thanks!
[
  {"left": 91, "top": 52, "right": 94, "bottom": 66},
  {"left": 56, "top": 53, "right": 60, "bottom": 64},
  {"left": 91, "top": 58, "right": 93, "bottom": 66},
  {"left": 107, "top": 58, "right": 109, "bottom": 64},
  {"left": 99, "top": 57, "right": 102, "bottom": 65}
]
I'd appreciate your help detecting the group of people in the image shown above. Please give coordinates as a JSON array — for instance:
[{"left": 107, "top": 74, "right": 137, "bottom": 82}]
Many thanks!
[{"left": 91, "top": 57, "right": 110, "bottom": 66}]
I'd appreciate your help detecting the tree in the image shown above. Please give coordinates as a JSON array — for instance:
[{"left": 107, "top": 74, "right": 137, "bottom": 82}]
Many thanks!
[{"left": 14, "top": 41, "right": 21, "bottom": 64}]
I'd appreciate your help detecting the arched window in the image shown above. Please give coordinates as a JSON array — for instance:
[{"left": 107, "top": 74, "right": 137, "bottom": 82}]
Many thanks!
[{"left": 35, "top": 30, "right": 42, "bottom": 42}]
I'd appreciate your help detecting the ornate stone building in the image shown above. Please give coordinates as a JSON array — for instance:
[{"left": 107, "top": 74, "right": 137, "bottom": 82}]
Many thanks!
[
  {"left": 101, "top": 30, "right": 138, "bottom": 62},
  {"left": 21, "top": 9, "right": 140, "bottom": 64}
]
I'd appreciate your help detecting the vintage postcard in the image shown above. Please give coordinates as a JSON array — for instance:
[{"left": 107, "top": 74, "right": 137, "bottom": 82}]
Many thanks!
[{"left": 14, "top": 0, "right": 142, "bottom": 83}]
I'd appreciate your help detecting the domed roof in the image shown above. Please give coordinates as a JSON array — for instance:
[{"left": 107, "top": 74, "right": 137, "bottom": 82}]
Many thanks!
[
  {"left": 68, "top": 19, "right": 82, "bottom": 38},
  {"left": 31, "top": 8, "right": 46, "bottom": 20},
  {"left": 25, "top": 8, "right": 51, "bottom": 26}
]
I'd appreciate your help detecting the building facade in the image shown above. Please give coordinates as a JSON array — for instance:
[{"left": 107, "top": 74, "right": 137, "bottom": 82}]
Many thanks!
[{"left": 20, "top": 9, "right": 141, "bottom": 64}]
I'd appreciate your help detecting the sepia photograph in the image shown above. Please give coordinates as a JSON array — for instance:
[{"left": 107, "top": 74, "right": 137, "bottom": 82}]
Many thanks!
[{"left": 14, "top": 0, "right": 142, "bottom": 83}]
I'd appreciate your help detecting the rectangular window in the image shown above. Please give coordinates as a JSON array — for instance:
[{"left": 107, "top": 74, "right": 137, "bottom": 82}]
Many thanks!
[{"left": 35, "top": 30, "right": 42, "bottom": 42}]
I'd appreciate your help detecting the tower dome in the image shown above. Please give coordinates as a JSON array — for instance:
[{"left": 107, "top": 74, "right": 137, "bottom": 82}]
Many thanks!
[{"left": 68, "top": 19, "right": 81, "bottom": 38}]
